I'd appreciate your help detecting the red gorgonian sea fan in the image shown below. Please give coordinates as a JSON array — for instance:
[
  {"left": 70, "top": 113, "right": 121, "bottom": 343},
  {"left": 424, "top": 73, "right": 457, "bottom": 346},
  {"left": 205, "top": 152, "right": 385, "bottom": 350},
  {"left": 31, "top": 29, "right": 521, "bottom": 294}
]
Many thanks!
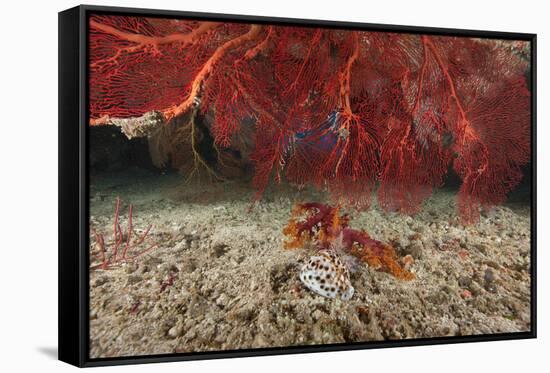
[{"left": 88, "top": 15, "right": 531, "bottom": 223}]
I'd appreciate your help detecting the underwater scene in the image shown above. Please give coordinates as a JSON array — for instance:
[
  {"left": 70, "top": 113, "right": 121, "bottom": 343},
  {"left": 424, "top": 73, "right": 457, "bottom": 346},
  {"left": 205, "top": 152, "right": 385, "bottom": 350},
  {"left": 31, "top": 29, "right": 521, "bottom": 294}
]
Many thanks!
[{"left": 87, "top": 15, "right": 532, "bottom": 358}]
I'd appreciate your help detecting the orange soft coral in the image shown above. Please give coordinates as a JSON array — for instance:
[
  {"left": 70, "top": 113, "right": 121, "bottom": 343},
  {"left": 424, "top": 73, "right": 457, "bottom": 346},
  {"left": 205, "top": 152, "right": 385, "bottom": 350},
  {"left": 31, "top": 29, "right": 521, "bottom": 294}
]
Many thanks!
[
  {"left": 283, "top": 202, "right": 414, "bottom": 280},
  {"left": 349, "top": 243, "right": 415, "bottom": 281}
]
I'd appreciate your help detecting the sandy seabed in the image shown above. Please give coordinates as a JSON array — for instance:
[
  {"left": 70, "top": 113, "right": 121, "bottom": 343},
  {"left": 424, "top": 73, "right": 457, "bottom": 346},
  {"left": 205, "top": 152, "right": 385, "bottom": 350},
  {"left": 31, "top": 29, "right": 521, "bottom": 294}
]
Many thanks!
[{"left": 88, "top": 171, "right": 531, "bottom": 358}]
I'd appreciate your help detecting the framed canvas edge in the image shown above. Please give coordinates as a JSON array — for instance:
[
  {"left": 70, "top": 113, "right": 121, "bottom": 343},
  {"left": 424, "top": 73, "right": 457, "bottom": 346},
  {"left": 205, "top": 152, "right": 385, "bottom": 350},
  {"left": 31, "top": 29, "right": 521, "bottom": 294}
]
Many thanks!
[
  {"left": 59, "top": 5, "right": 86, "bottom": 367},
  {"left": 81, "top": 3, "right": 536, "bottom": 39},
  {"left": 58, "top": 4, "right": 538, "bottom": 368}
]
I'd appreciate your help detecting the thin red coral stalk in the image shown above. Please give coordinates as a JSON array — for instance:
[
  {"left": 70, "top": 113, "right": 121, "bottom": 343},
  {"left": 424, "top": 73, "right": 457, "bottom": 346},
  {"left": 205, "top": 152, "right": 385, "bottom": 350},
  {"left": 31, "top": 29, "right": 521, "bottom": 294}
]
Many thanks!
[
  {"left": 121, "top": 203, "right": 133, "bottom": 259},
  {"left": 91, "top": 228, "right": 107, "bottom": 270},
  {"left": 111, "top": 196, "right": 122, "bottom": 262}
]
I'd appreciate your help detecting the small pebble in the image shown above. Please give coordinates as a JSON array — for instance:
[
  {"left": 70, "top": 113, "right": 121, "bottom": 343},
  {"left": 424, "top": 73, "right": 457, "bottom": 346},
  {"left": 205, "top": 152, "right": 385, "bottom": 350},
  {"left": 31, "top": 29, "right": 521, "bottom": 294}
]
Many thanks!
[
  {"left": 125, "top": 262, "right": 138, "bottom": 274},
  {"left": 126, "top": 274, "right": 142, "bottom": 285},
  {"left": 91, "top": 276, "right": 109, "bottom": 287},
  {"left": 216, "top": 293, "right": 229, "bottom": 307},
  {"left": 168, "top": 324, "right": 184, "bottom": 338}
]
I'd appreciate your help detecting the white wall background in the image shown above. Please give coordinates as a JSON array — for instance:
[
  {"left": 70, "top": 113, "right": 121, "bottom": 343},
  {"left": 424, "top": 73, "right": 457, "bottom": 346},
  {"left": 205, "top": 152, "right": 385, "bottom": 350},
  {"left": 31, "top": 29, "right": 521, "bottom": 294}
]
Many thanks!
[{"left": 0, "top": 0, "right": 546, "bottom": 371}]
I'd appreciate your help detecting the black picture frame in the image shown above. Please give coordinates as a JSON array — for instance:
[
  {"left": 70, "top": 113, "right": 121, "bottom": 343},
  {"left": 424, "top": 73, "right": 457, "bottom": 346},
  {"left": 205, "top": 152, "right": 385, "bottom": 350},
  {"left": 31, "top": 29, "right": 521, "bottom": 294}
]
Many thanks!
[{"left": 58, "top": 4, "right": 537, "bottom": 368}]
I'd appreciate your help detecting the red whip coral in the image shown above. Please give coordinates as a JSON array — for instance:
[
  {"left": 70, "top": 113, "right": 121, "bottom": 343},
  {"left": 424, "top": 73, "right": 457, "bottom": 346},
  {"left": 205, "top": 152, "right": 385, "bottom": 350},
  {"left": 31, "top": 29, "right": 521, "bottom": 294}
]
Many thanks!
[
  {"left": 90, "top": 197, "right": 157, "bottom": 270},
  {"left": 89, "top": 15, "right": 531, "bottom": 223},
  {"left": 283, "top": 202, "right": 414, "bottom": 280}
]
